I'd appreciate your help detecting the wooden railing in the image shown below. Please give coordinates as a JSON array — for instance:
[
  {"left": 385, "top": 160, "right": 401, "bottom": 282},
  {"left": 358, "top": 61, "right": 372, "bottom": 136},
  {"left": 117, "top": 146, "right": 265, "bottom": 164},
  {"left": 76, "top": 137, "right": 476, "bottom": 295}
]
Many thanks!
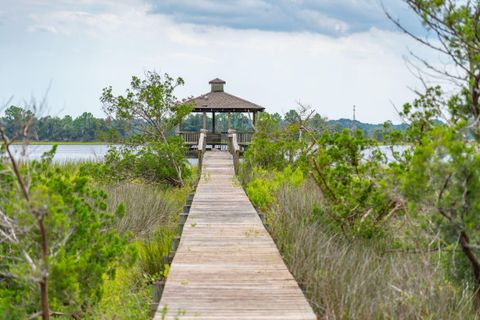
[
  {"left": 227, "top": 129, "right": 240, "bottom": 174},
  {"left": 197, "top": 129, "right": 207, "bottom": 172},
  {"left": 179, "top": 132, "right": 200, "bottom": 145},
  {"left": 237, "top": 132, "right": 253, "bottom": 145},
  {"left": 179, "top": 131, "right": 253, "bottom": 146}
]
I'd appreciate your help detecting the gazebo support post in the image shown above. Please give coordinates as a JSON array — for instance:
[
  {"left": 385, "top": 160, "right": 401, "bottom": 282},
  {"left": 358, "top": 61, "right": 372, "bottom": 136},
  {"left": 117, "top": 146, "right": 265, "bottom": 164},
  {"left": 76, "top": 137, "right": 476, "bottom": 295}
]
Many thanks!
[
  {"left": 212, "top": 112, "right": 216, "bottom": 133},
  {"left": 202, "top": 112, "right": 207, "bottom": 130},
  {"left": 212, "top": 111, "right": 216, "bottom": 149},
  {"left": 227, "top": 112, "right": 231, "bottom": 130},
  {"left": 253, "top": 111, "right": 257, "bottom": 127}
]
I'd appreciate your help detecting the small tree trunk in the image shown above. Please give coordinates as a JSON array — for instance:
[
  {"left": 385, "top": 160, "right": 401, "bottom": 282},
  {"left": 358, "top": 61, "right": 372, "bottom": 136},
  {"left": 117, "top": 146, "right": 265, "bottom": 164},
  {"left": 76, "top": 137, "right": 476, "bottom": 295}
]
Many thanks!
[
  {"left": 38, "top": 217, "right": 50, "bottom": 320},
  {"left": 459, "top": 231, "right": 480, "bottom": 309}
]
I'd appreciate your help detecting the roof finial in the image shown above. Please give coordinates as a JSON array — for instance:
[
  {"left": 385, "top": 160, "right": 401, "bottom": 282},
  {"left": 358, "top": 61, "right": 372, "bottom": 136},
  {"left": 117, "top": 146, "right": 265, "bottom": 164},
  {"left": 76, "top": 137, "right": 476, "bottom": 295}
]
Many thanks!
[{"left": 209, "top": 78, "right": 226, "bottom": 92}]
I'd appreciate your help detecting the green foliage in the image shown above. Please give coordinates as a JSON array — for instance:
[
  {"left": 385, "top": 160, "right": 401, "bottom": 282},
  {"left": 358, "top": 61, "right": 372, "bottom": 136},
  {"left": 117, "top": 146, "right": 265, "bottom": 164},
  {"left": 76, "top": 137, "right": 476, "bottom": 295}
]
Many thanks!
[
  {"left": 397, "top": 89, "right": 480, "bottom": 287},
  {"left": 87, "top": 136, "right": 191, "bottom": 185},
  {"left": 101, "top": 71, "right": 192, "bottom": 139},
  {"left": 93, "top": 267, "right": 150, "bottom": 320},
  {"left": 244, "top": 112, "right": 302, "bottom": 171},
  {"left": 100, "top": 71, "right": 192, "bottom": 187},
  {"left": 138, "top": 228, "right": 174, "bottom": 280},
  {"left": 244, "top": 106, "right": 400, "bottom": 239},
  {"left": 0, "top": 147, "right": 132, "bottom": 318},
  {"left": 309, "top": 129, "right": 398, "bottom": 238},
  {"left": 246, "top": 166, "right": 304, "bottom": 211}
]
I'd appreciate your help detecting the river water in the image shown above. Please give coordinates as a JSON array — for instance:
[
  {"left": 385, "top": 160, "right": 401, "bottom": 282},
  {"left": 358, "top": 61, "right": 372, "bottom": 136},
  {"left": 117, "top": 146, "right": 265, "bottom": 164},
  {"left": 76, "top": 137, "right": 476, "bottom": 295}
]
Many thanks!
[
  {"left": 4, "top": 144, "right": 406, "bottom": 164},
  {"left": 6, "top": 144, "right": 199, "bottom": 166}
]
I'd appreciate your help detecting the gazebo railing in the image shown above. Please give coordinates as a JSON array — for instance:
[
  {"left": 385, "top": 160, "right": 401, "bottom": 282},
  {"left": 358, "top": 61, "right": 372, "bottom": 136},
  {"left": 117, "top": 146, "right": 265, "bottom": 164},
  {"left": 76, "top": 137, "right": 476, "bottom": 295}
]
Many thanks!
[
  {"left": 236, "top": 132, "right": 253, "bottom": 145},
  {"left": 178, "top": 130, "right": 254, "bottom": 147},
  {"left": 178, "top": 132, "right": 200, "bottom": 145}
]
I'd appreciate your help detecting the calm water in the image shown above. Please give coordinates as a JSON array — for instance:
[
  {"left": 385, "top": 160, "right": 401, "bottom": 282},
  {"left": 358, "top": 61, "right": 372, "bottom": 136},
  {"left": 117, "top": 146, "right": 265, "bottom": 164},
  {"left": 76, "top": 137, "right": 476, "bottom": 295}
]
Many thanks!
[
  {"left": 8, "top": 144, "right": 113, "bottom": 162},
  {"left": 5, "top": 144, "right": 406, "bottom": 164},
  {"left": 6, "top": 144, "right": 199, "bottom": 166}
]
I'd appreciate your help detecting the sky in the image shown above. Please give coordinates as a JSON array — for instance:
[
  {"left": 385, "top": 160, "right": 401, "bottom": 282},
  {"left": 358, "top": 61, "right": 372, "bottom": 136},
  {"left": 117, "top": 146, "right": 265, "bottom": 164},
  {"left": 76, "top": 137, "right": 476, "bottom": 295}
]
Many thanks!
[{"left": 0, "top": 0, "right": 441, "bottom": 123}]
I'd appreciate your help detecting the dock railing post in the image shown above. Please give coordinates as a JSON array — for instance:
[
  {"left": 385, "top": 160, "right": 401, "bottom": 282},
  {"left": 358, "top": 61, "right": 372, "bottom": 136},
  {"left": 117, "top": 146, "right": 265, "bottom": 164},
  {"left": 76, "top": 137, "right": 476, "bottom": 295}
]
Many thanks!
[
  {"left": 198, "top": 129, "right": 207, "bottom": 173},
  {"left": 227, "top": 129, "right": 240, "bottom": 174}
]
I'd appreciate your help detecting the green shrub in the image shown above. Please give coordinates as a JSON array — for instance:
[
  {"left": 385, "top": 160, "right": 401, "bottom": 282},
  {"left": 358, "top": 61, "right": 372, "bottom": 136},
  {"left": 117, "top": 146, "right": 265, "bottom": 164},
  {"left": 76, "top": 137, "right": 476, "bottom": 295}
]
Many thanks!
[
  {"left": 93, "top": 267, "right": 150, "bottom": 320},
  {"left": 0, "top": 147, "right": 132, "bottom": 318},
  {"left": 82, "top": 137, "right": 191, "bottom": 186},
  {"left": 246, "top": 166, "right": 304, "bottom": 211}
]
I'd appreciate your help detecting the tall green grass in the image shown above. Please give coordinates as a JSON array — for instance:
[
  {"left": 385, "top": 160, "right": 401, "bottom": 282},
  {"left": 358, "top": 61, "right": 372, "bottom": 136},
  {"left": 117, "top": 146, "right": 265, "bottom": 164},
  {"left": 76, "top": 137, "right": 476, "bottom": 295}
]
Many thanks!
[
  {"left": 262, "top": 179, "right": 478, "bottom": 319},
  {"left": 92, "top": 182, "right": 187, "bottom": 319},
  {"left": 105, "top": 183, "right": 186, "bottom": 238}
]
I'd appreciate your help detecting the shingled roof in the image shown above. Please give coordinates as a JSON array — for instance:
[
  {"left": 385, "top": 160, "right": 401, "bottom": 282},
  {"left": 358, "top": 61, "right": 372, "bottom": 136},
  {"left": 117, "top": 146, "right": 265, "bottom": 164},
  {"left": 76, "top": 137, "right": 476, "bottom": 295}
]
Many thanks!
[{"left": 184, "top": 79, "right": 265, "bottom": 113}]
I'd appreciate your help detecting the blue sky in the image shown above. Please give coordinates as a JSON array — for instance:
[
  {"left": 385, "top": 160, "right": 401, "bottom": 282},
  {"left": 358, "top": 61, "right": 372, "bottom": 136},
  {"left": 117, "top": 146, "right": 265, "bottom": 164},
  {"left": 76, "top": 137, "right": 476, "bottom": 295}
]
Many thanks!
[
  {"left": 0, "top": 0, "right": 436, "bottom": 123},
  {"left": 147, "top": 0, "right": 421, "bottom": 35}
]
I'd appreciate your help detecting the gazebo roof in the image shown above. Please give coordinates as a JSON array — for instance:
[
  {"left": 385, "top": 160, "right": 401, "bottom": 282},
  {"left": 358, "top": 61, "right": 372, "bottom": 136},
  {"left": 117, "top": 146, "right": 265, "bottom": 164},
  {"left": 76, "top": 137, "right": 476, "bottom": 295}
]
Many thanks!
[{"left": 183, "top": 78, "right": 265, "bottom": 113}]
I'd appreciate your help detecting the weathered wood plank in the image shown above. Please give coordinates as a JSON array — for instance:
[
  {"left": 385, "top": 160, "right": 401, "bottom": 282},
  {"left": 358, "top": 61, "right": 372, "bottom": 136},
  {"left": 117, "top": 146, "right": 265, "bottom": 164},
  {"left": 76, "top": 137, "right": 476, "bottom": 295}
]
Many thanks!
[{"left": 155, "top": 151, "right": 316, "bottom": 320}]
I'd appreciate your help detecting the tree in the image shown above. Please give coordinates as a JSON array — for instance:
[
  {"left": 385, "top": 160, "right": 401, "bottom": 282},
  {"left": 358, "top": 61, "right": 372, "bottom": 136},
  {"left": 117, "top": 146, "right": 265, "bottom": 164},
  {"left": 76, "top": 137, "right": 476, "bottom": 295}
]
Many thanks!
[
  {"left": 386, "top": 0, "right": 480, "bottom": 305},
  {"left": 100, "top": 71, "right": 192, "bottom": 187},
  {"left": 386, "top": 1, "right": 480, "bottom": 132},
  {"left": 1, "top": 105, "right": 35, "bottom": 139},
  {"left": 0, "top": 110, "right": 130, "bottom": 319},
  {"left": 284, "top": 109, "right": 301, "bottom": 126}
]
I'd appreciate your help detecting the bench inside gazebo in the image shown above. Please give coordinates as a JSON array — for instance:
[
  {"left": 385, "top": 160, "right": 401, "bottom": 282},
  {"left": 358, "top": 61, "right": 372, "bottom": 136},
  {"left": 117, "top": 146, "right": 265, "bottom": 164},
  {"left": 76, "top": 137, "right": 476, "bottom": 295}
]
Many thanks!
[{"left": 177, "top": 78, "right": 265, "bottom": 149}]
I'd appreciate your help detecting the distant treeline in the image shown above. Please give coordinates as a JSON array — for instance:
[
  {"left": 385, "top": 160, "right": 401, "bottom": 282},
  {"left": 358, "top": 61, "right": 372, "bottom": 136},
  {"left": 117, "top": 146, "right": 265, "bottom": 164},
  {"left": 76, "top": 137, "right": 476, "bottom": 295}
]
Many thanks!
[
  {"left": 180, "top": 110, "right": 408, "bottom": 141},
  {"left": 0, "top": 105, "right": 135, "bottom": 142},
  {"left": 0, "top": 105, "right": 407, "bottom": 142}
]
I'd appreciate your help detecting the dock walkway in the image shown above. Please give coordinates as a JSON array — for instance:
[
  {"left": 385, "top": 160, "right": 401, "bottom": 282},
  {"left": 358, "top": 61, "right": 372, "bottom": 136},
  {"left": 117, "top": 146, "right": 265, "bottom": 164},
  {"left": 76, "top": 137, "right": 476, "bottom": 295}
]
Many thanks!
[{"left": 155, "top": 151, "right": 316, "bottom": 320}]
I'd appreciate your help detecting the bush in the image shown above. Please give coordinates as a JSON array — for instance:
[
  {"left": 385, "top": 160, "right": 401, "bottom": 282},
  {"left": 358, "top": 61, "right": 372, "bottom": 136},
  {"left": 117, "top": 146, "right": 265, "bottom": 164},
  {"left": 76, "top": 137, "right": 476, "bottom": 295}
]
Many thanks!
[
  {"left": 83, "top": 136, "right": 191, "bottom": 186},
  {"left": 0, "top": 149, "right": 132, "bottom": 318},
  {"left": 245, "top": 166, "right": 304, "bottom": 211},
  {"left": 93, "top": 267, "right": 150, "bottom": 320}
]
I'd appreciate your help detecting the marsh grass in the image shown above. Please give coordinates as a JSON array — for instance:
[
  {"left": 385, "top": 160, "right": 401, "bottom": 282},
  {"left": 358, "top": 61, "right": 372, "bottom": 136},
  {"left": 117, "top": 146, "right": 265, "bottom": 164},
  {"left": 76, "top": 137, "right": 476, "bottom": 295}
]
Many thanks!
[
  {"left": 104, "top": 182, "right": 190, "bottom": 279},
  {"left": 264, "top": 179, "right": 478, "bottom": 319},
  {"left": 93, "top": 182, "right": 188, "bottom": 319},
  {"left": 138, "top": 228, "right": 175, "bottom": 279},
  {"left": 105, "top": 183, "right": 187, "bottom": 238}
]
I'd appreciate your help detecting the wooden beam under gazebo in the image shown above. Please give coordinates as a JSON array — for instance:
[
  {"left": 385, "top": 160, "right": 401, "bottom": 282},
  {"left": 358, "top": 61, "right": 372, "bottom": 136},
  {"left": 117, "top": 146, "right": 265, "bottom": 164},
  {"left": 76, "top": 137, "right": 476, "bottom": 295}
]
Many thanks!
[{"left": 177, "top": 78, "right": 265, "bottom": 149}]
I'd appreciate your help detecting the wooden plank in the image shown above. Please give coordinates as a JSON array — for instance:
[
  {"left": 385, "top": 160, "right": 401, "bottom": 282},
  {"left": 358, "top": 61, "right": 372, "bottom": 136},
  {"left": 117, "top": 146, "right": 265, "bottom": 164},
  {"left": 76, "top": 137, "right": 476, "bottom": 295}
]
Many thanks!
[{"left": 155, "top": 151, "right": 316, "bottom": 320}]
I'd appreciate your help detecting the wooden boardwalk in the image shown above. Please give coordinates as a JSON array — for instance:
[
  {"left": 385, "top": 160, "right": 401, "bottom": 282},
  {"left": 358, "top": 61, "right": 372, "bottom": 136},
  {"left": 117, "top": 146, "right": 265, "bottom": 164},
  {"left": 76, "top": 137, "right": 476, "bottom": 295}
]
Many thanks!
[{"left": 155, "top": 151, "right": 316, "bottom": 320}]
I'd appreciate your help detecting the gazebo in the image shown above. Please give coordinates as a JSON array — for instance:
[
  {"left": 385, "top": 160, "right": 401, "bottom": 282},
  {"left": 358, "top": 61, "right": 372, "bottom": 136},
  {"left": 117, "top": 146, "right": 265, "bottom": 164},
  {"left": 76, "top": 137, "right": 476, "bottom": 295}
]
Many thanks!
[{"left": 178, "top": 78, "right": 265, "bottom": 148}]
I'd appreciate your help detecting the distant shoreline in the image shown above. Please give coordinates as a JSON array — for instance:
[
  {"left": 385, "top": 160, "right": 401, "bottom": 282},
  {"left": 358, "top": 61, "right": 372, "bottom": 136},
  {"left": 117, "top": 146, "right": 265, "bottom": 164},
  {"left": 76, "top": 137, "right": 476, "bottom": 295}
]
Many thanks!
[{"left": 10, "top": 141, "right": 115, "bottom": 145}]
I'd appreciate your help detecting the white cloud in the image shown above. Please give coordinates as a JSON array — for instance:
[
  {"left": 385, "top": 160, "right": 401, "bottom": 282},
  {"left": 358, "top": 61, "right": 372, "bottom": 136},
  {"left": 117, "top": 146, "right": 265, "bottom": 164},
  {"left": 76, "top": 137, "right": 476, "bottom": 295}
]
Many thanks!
[
  {"left": 299, "top": 9, "right": 349, "bottom": 33},
  {"left": 0, "top": 0, "right": 434, "bottom": 124},
  {"left": 27, "top": 24, "right": 58, "bottom": 33}
]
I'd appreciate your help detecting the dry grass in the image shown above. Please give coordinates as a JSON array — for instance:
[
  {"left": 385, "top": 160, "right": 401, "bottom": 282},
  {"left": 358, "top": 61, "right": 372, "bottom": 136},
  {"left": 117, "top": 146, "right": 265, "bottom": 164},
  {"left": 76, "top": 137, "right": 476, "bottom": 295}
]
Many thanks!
[{"left": 265, "top": 180, "right": 478, "bottom": 319}]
